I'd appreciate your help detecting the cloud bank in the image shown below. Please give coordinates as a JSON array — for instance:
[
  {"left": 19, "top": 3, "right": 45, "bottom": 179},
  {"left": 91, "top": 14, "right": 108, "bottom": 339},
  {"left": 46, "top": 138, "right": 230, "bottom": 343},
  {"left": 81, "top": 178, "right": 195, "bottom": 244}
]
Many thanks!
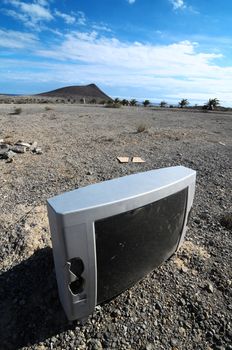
[
  {"left": 1, "top": 28, "right": 231, "bottom": 104},
  {"left": 0, "top": 1, "right": 231, "bottom": 105}
]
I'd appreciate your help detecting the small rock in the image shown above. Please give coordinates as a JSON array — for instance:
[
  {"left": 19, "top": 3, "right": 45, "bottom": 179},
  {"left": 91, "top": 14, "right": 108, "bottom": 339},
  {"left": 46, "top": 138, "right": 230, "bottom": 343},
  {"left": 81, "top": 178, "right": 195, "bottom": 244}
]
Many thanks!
[
  {"left": 146, "top": 343, "right": 154, "bottom": 350},
  {"left": 179, "top": 326, "right": 186, "bottom": 335},
  {"left": 0, "top": 144, "right": 9, "bottom": 156},
  {"left": 181, "top": 265, "right": 188, "bottom": 273},
  {"left": 154, "top": 301, "right": 163, "bottom": 312},
  {"left": 30, "top": 141, "right": 38, "bottom": 151},
  {"left": 170, "top": 338, "right": 178, "bottom": 346},
  {"left": 11, "top": 145, "right": 26, "bottom": 153},
  {"left": 111, "top": 309, "right": 121, "bottom": 317},
  {"left": 123, "top": 325, "right": 128, "bottom": 334},
  {"left": 206, "top": 282, "right": 214, "bottom": 293},
  {"left": 35, "top": 148, "right": 43, "bottom": 155},
  {"left": 88, "top": 339, "right": 103, "bottom": 350},
  {"left": 6, "top": 150, "right": 16, "bottom": 160}
]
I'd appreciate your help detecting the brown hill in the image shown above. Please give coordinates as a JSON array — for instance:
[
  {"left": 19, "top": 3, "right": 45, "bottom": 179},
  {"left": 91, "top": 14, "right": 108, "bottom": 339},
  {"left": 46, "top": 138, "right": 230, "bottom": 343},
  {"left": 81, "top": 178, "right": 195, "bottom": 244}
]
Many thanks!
[{"left": 38, "top": 84, "right": 112, "bottom": 103}]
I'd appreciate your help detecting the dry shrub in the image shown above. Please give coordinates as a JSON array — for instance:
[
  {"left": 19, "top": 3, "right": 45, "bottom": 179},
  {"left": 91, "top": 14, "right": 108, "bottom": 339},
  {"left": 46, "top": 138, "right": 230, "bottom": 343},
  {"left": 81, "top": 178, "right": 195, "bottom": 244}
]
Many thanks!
[
  {"left": 179, "top": 240, "right": 211, "bottom": 259},
  {"left": 137, "top": 123, "right": 147, "bottom": 133},
  {"left": 105, "top": 102, "right": 121, "bottom": 108},
  {"left": 12, "top": 107, "right": 22, "bottom": 115},
  {"left": 220, "top": 213, "right": 232, "bottom": 230}
]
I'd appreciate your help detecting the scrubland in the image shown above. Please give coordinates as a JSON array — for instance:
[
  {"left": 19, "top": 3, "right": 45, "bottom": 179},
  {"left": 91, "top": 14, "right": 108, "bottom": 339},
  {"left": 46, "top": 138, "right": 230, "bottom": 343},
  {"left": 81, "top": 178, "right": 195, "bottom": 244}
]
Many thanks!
[{"left": 0, "top": 104, "right": 231, "bottom": 349}]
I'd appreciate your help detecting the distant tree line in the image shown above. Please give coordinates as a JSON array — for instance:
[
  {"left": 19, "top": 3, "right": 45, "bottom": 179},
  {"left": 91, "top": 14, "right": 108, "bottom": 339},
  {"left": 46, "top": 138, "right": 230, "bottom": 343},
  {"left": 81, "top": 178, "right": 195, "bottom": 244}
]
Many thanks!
[
  {"left": 75, "top": 96, "right": 223, "bottom": 110},
  {"left": 100, "top": 97, "right": 221, "bottom": 110},
  {"left": 0, "top": 94, "right": 223, "bottom": 109}
]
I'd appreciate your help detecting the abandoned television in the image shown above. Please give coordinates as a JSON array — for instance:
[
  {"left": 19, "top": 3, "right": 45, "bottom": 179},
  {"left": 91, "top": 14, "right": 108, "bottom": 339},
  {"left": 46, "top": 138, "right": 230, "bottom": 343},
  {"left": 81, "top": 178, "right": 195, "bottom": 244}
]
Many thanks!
[{"left": 47, "top": 165, "right": 196, "bottom": 321}]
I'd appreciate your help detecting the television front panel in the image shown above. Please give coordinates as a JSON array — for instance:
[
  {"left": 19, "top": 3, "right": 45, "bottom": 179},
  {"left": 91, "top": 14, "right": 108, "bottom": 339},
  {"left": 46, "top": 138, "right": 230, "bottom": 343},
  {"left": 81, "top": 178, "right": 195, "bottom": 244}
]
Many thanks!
[{"left": 47, "top": 166, "right": 196, "bottom": 321}]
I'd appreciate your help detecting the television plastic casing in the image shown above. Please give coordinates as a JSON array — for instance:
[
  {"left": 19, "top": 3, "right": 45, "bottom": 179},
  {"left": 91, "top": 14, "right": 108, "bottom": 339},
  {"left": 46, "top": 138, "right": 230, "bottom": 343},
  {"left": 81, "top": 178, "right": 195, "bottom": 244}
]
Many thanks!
[{"left": 47, "top": 166, "right": 196, "bottom": 321}]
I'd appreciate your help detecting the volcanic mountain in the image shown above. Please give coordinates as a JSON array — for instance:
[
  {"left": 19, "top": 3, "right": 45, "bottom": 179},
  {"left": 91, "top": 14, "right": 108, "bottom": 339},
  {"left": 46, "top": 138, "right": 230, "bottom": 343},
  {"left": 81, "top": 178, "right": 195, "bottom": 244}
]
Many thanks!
[{"left": 38, "top": 84, "right": 112, "bottom": 103}]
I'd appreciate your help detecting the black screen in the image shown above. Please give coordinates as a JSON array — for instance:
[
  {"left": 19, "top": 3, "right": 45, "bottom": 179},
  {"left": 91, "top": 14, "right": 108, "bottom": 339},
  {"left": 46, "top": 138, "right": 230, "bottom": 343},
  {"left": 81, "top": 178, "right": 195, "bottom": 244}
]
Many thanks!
[{"left": 95, "top": 188, "right": 188, "bottom": 304}]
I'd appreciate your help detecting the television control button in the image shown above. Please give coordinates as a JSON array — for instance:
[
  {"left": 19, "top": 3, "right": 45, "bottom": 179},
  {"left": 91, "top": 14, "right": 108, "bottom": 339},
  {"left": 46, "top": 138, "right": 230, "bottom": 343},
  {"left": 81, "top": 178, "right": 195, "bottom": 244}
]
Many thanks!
[
  {"left": 67, "top": 258, "right": 85, "bottom": 295},
  {"left": 68, "top": 257, "right": 84, "bottom": 275},
  {"left": 69, "top": 276, "right": 85, "bottom": 295}
]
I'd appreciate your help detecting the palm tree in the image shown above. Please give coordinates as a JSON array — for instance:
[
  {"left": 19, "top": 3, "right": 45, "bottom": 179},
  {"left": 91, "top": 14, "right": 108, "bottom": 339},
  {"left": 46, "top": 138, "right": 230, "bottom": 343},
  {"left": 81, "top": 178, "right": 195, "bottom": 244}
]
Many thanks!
[
  {"left": 206, "top": 98, "right": 220, "bottom": 110},
  {"left": 179, "top": 99, "right": 189, "bottom": 108},
  {"left": 143, "top": 99, "right": 150, "bottom": 107},
  {"left": 130, "top": 99, "right": 137, "bottom": 106},
  {"left": 121, "top": 99, "right": 129, "bottom": 106},
  {"left": 114, "top": 97, "right": 121, "bottom": 104},
  {"left": 160, "top": 101, "right": 168, "bottom": 108}
]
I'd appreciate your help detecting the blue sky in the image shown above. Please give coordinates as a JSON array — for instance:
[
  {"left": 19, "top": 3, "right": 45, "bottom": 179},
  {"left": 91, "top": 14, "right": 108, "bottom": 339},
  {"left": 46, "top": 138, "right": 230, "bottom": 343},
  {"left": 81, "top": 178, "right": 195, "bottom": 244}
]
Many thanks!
[{"left": 1, "top": 0, "right": 232, "bottom": 105}]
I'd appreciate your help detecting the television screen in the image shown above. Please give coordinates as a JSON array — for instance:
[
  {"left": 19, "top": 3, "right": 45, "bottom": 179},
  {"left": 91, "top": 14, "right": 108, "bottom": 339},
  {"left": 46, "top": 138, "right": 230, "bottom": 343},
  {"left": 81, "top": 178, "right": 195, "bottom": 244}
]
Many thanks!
[
  {"left": 47, "top": 166, "right": 196, "bottom": 321},
  {"left": 95, "top": 188, "right": 187, "bottom": 304}
]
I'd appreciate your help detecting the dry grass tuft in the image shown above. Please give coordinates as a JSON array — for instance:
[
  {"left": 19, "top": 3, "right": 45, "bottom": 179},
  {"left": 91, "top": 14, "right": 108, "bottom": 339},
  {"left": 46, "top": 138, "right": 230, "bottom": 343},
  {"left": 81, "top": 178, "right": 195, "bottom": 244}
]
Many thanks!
[
  {"left": 179, "top": 240, "right": 211, "bottom": 260},
  {"left": 137, "top": 123, "right": 147, "bottom": 133}
]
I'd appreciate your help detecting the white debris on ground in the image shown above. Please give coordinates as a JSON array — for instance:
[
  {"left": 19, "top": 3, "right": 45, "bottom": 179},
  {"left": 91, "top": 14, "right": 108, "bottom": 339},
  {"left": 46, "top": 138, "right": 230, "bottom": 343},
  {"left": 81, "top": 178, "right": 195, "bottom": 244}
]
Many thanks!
[
  {"left": 0, "top": 139, "right": 43, "bottom": 162},
  {"left": 117, "top": 156, "right": 145, "bottom": 163}
]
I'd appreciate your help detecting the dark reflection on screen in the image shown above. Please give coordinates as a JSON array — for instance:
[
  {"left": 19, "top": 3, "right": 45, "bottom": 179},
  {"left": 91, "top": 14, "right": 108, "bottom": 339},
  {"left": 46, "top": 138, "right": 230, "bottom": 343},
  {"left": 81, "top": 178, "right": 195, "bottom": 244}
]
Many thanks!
[{"left": 95, "top": 188, "right": 188, "bottom": 304}]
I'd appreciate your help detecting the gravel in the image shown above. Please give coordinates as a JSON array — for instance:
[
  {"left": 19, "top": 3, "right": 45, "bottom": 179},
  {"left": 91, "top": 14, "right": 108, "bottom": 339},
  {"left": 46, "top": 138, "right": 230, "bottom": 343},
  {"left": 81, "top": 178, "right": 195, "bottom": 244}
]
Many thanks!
[{"left": 0, "top": 104, "right": 231, "bottom": 350}]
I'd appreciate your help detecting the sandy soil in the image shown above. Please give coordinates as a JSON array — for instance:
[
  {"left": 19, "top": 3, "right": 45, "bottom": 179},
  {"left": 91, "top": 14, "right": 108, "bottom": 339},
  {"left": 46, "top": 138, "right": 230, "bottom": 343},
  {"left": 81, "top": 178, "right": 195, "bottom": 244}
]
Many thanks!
[{"left": 0, "top": 104, "right": 231, "bottom": 350}]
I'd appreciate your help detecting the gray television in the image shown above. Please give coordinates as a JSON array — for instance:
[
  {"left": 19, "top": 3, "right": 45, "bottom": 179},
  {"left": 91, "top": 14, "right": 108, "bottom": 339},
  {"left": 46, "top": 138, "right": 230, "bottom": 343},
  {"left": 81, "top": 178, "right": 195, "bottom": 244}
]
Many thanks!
[{"left": 47, "top": 165, "right": 196, "bottom": 321}]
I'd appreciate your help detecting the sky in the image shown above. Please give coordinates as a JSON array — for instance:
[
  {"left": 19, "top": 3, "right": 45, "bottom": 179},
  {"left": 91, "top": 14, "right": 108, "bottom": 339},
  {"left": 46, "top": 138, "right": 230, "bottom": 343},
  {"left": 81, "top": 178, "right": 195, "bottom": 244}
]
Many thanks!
[{"left": 1, "top": 0, "right": 232, "bottom": 106}]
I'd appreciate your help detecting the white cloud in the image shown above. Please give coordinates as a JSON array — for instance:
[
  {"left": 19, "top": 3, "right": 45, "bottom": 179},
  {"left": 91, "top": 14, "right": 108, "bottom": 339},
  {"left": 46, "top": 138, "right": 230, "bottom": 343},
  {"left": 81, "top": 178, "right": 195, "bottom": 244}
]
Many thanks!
[
  {"left": 127, "top": 0, "right": 136, "bottom": 4},
  {"left": 3, "top": 9, "right": 28, "bottom": 24},
  {"left": 37, "top": 34, "right": 222, "bottom": 72},
  {"left": 92, "top": 23, "right": 112, "bottom": 33},
  {"left": 170, "top": 0, "right": 186, "bottom": 10},
  {"left": 3, "top": 0, "right": 53, "bottom": 27},
  {"left": 54, "top": 10, "right": 87, "bottom": 26},
  {"left": 76, "top": 11, "right": 86, "bottom": 25},
  {"left": 34, "top": 33, "right": 232, "bottom": 104},
  {"left": 0, "top": 29, "right": 38, "bottom": 49},
  {"left": 54, "top": 10, "right": 75, "bottom": 24},
  {"left": 4, "top": 1, "right": 87, "bottom": 28},
  {"left": 1, "top": 29, "right": 231, "bottom": 105},
  {"left": 37, "top": 0, "right": 49, "bottom": 5}
]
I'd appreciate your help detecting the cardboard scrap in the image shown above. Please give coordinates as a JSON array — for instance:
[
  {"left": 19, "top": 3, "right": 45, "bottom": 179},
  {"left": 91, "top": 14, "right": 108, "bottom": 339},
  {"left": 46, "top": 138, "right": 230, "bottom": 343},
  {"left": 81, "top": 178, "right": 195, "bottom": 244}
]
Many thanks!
[
  {"left": 117, "top": 157, "right": 129, "bottom": 163},
  {"left": 132, "top": 157, "right": 145, "bottom": 163}
]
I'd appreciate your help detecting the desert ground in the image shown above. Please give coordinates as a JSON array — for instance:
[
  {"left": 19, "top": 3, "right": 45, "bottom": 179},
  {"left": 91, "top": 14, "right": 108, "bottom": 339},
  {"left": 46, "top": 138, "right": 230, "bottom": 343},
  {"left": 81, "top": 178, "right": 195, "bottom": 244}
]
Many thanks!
[{"left": 0, "top": 104, "right": 231, "bottom": 350}]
